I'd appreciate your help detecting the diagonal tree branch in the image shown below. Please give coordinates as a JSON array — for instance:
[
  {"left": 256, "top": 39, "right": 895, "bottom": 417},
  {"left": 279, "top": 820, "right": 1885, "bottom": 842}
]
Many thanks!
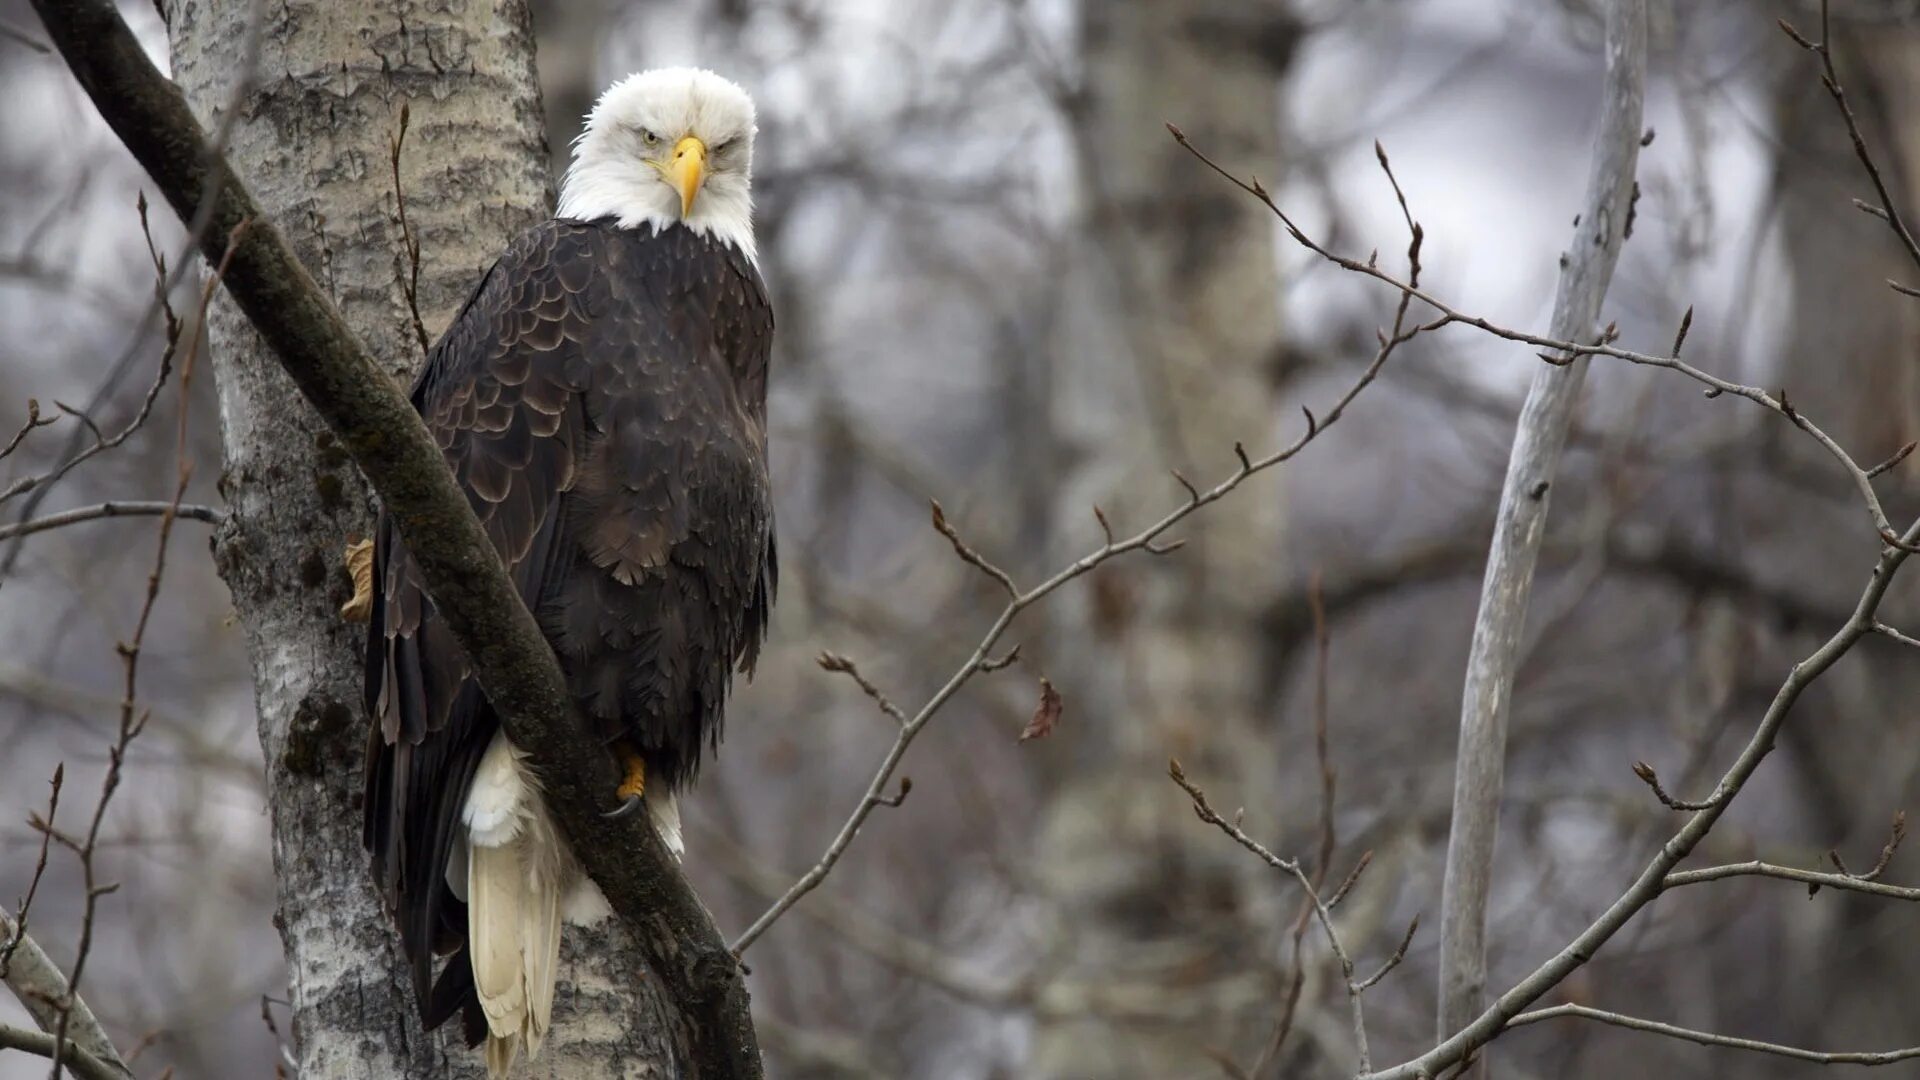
[
  {"left": 0, "top": 1024, "right": 123, "bottom": 1080},
  {"left": 1435, "top": 2, "right": 1647, "bottom": 1072},
  {"left": 23, "top": 0, "right": 761, "bottom": 1075},
  {"left": 1363, "top": 511, "right": 1920, "bottom": 1078},
  {"left": 0, "top": 907, "right": 127, "bottom": 1078},
  {"left": 1663, "top": 860, "right": 1920, "bottom": 901},
  {"left": 1506, "top": 1003, "right": 1920, "bottom": 1066}
]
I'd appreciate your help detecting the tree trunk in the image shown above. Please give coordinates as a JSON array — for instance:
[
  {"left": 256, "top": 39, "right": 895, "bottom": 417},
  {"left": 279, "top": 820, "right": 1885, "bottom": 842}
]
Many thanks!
[
  {"left": 164, "top": 1, "right": 673, "bottom": 1073},
  {"left": 1030, "top": 3, "right": 1297, "bottom": 1074}
]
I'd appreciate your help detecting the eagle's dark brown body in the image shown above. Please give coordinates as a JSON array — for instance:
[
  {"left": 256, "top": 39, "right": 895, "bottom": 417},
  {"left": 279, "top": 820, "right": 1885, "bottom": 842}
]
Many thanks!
[{"left": 361, "top": 218, "right": 775, "bottom": 1040}]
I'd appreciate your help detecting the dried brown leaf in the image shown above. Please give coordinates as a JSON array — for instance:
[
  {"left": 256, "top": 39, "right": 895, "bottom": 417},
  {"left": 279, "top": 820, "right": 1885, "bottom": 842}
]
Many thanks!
[
  {"left": 1020, "top": 677, "right": 1062, "bottom": 742},
  {"left": 339, "top": 537, "right": 376, "bottom": 623}
]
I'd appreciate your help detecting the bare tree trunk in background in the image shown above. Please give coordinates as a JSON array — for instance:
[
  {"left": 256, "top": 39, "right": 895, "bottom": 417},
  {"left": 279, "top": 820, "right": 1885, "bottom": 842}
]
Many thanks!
[
  {"left": 1759, "top": 11, "right": 1920, "bottom": 1061},
  {"left": 164, "top": 1, "right": 675, "bottom": 1072},
  {"left": 1032, "top": 3, "right": 1298, "bottom": 1073},
  {"left": 1770, "top": 21, "right": 1920, "bottom": 465}
]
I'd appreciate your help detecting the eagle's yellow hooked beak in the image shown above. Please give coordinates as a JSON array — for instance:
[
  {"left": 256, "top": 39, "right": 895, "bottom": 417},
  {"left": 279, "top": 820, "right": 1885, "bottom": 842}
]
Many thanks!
[{"left": 670, "top": 135, "right": 708, "bottom": 218}]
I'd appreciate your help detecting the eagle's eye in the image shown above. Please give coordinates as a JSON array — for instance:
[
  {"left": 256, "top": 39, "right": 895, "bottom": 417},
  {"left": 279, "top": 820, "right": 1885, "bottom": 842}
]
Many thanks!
[
  {"left": 713, "top": 137, "right": 739, "bottom": 155},
  {"left": 640, "top": 128, "right": 660, "bottom": 147}
]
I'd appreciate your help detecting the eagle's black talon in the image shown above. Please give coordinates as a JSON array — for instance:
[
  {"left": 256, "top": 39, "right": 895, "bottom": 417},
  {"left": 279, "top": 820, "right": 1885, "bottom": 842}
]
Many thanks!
[{"left": 603, "top": 794, "right": 645, "bottom": 820}]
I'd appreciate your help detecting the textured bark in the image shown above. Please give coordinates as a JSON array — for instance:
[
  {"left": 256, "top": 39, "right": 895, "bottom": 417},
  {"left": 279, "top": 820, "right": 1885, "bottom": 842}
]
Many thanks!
[{"left": 153, "top": 0, "right": 673, "bottom": 1074}]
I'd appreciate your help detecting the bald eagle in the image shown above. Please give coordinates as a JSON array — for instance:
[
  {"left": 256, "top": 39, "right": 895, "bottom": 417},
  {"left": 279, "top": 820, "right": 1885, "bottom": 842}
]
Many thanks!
[{"left": 361, "top": 68, "right": 774, "bottom": 1075}]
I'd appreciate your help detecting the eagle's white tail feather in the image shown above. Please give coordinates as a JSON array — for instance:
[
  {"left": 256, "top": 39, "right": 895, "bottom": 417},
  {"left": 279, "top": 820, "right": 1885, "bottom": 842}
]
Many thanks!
[
  {"left": 465, "top": 733, "right": 566, "bottom": 1079},
  {"left": 648, "top": 786, "right": 685, "bottom": 860}
]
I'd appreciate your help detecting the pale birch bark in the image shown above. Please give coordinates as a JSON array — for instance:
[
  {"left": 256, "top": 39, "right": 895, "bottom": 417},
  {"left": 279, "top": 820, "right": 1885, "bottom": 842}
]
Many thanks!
[
  {"left": 1032, "top": 3, "right": 1296, "bottom": 1073},
  {"left": 0, "top": 906, "right": 128, "bottom": 1076},
  {"left": 1434, "top": 2, "right": 1646, "bottom": 1075},
  {"left": 163, "top": 1, "right": 675, "bottom": 1073}
]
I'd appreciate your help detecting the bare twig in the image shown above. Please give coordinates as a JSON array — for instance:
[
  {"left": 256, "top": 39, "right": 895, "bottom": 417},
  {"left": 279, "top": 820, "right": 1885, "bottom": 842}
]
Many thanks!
[
  {"left": 0, "top": 323, "right": 178, "bottom": 510},
  {"left": 1629, "top": 761, "right": 1717, "bottom": 812},
  {"left": 1508, "top": 1003, "right": 1920, "bottom": 1065},
  {"left": 387, "top": 101, "right": 431, "bottom": 360},
  {"left": 0, "top": 501, "right": 222, "bottom": 543},
  {"left": 1355, "top": 914, "right": 1420, "bottom": 993},
  {"left": 1170, "top": 760, "right": 1389, "bottom": 1074},
  {"left": 1326, "top": 851, "right": 1376, "bottom": 912},
  {"left": 1828, "top": 811, "right": 1907, "bottom": 882},
  {"left": 1779, "top": 2, "right": 1920, "bottom": 274},
  {"left": 929, "top": 499, "right": 1018, "bottom": 597},
  {"left": 45, "top": 219, "right": 241, "bottom": 1080},
  {"left": 1, "top": 767, "right": 60, "bottom": 980},
  {"left": 733, "top": 276, "right": 1427, "bottom": 956},
  {"left": 1170, "top": 120, "right": 1912, "bottom": 558},
  {"left": 1871, "top": 621, "right": 1920, "bottom": 649},
  {"left": 1663, "top": 860, "right": 1920, "bottom": 901},
  {"left": 816, "top": 652, "right": 909, "bottom": 727},
  {"left": 0, "top": 0, "right": 261, "bottom": 572},
  {"left": 1, "top": 401, "right": 57, "bottom": 461},
  {"left": 1248, "top": 573, "right": 1340, "bottom": 1077},
  {"left": 1866, "top": 441, "right": 1916, "bottom": 479}
]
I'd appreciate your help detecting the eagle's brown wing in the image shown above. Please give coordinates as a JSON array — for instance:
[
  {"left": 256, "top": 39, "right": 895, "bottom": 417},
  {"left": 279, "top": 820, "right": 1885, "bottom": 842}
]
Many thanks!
[
  {"left": 361, "top": 220, "right": 598, "bottom": 1038},
  {"left": 364, "top": 218, "right": 776, "bottom": 1047}
]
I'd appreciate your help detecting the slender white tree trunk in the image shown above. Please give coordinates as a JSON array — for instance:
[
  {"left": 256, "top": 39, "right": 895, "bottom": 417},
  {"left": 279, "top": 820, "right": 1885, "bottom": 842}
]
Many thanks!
[
  {"left": 164, "top": 1, "right": 675, "bottom": 1073},
  {"left": 1435, "top": 3, "right": 1646, "bottom": 1076}
]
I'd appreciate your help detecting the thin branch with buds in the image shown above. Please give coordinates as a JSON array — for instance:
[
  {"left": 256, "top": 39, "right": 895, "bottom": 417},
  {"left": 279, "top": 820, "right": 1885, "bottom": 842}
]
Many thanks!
[
  {"left": 1168, "top": 129, "right": 1914, "bottom": 559},
  {"left": 732, "top": 202, "right": 1435, "bottom": 955},
  {"left": 1, "top": 401, "right": 57, "bottom": 461},
  {"left": 0, "top": 0, "right": 261, "bottom": 569},
  {"left": 1662, "top": 861, "right": 1920, "bottom": 902},
  {"left": 1630, "top": 760, "right": 1718, "bottom": 812},
  {"left": 1246, "top": 574, "right": 1342, "bottom": 1077},
  {"left": 42, "top": 220, "right": 242, "bottom": 1080},
  {"left": 0, "top": 502, "right": 223, "bottom": 544},
  {"left": 1, "top": 767, "right": 60, "bottom": 981},
  {"left": 814, "top": 652, "right": 909, "bottom": 728},
  {"left": 1169, "top": 760, "right": 1416, "bottom": 1075},
  {"left": 0, "top": 200, "right": 181, "bottom": 513},
  {"left": 388, "top": 101, "right": 431, "bottom": 361},
  {"left": 1506, "top": 1004, "right": 1920, "bottom": 1066}
]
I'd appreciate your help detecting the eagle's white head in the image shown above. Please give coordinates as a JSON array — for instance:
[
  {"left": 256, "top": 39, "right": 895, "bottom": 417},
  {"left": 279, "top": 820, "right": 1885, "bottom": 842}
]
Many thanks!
[{"left": 558, "top": 68, "right": 758, "bottom": 261}]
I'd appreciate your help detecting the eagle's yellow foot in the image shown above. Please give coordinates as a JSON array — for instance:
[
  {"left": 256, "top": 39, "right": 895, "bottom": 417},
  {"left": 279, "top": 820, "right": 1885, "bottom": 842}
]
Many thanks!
[
  {"left": 604, "top": 747, "right": 646, "bottom": 819},
  {"left": 617, "top": 748, "right": 646, "bottom": 800}
]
